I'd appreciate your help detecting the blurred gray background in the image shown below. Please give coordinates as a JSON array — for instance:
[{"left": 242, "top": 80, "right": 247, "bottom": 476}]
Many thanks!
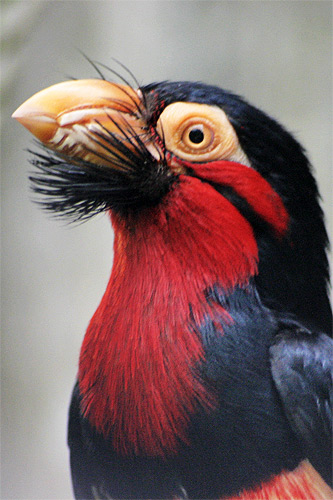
[{"left": 1, "top": 1, "right": 332, "bottom": 499}]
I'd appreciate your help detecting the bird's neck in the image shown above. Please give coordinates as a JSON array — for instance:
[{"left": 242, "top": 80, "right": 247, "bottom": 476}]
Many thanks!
[{"left": 78, "top": 176, "right": 259, "bottom": 456}]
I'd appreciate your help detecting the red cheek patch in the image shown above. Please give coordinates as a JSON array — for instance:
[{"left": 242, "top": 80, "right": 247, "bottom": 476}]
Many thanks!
[{"left": 180, "top": 160, "right": 289, "bottom": 239}]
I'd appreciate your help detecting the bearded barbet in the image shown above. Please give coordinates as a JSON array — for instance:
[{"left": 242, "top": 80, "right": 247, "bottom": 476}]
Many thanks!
[{"left": 13, "top": 65, "right": 332, "bottom": 499}]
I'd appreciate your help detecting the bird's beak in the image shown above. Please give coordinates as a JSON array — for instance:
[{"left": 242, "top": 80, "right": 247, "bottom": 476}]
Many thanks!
[{"left": 12, "top": 79, "right": 152, "bottom": 167}]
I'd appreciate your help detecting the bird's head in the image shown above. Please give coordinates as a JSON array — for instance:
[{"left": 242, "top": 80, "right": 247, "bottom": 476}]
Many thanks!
[
  {"left": 11, "top": 78, "right": 287, "bottom": 223},
  {"left": 13, "top": 75, "right": 331, "bottom": 331},
  {"left": 11, "top": 76, "right": 317, "bottom": 223}
]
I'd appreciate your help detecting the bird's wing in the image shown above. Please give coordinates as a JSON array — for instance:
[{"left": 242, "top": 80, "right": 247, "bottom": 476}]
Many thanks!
[{"left": 270, "top": 322, "right": 332, "bottom": 486}]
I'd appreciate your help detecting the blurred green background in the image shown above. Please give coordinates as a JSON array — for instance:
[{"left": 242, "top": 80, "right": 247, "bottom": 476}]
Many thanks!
[{"left": 2, "top": 1, "right": 332, "bottom": 498}]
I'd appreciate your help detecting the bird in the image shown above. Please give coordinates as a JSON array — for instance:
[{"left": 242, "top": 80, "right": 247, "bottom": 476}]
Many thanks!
[{"left": 13, "top": 68, "right": 332, "bottom": 499}]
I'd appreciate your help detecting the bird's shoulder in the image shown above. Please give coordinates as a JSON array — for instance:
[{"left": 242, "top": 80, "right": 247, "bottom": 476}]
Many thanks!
[{"left": 270, "top": 318, "right": 333, "bottom": 486}]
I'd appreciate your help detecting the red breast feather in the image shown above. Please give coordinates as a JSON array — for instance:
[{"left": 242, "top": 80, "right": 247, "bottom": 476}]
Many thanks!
[{"left": 79, "top": 175, "right": 258, "bottom": 456}]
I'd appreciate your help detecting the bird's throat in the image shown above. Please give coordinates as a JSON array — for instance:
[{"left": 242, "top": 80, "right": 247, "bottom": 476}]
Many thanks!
[{"left": 78, "top": 176, "right": 258, "bottom": 456}]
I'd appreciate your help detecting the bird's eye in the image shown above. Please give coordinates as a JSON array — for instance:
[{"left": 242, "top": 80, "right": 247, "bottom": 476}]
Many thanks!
[
  {"left": 182, "top": 124, "right": 214, "bottom": 150},
  {"left": 188, "top": 127, "right": 204, "bottom": 144},
  {"left": 156, "top": 102, "right": 249, "bottom": 165}
]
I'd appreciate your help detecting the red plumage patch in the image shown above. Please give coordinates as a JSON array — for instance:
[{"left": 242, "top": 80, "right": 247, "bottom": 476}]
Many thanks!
[
  {"left": 78, "top": 175, "right": 259, "bottom": 456},
  {"left": 227, "top": 461, "right": 332, "bottom": 500},
  {"left": 183, "top": 160, "right": 289, "bottom": 238}
]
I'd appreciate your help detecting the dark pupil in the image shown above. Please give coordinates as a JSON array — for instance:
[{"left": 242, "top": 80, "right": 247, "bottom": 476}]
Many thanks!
[{"left": 189, "top": 128, "right": 204, "bottom": 144}]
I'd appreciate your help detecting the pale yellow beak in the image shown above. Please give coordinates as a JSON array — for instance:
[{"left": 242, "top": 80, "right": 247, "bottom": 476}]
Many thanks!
[{"left": 12, "top": 79, "right": 149, "bottom": 167}]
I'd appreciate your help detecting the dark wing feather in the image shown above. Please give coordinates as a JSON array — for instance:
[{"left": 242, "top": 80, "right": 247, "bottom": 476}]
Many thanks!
[{"left": 270, "top": 323, "right": 333, "bottom": 486}]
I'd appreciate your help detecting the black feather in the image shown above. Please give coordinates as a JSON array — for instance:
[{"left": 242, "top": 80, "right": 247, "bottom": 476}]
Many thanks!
[{"left": 270, "top": 323, "right": 333, "bottom": 486}]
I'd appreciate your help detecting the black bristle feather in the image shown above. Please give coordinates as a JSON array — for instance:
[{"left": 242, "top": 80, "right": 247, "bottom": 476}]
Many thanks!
[{"left": 28, "top": 135, "right": 172, "bottom": 222}]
